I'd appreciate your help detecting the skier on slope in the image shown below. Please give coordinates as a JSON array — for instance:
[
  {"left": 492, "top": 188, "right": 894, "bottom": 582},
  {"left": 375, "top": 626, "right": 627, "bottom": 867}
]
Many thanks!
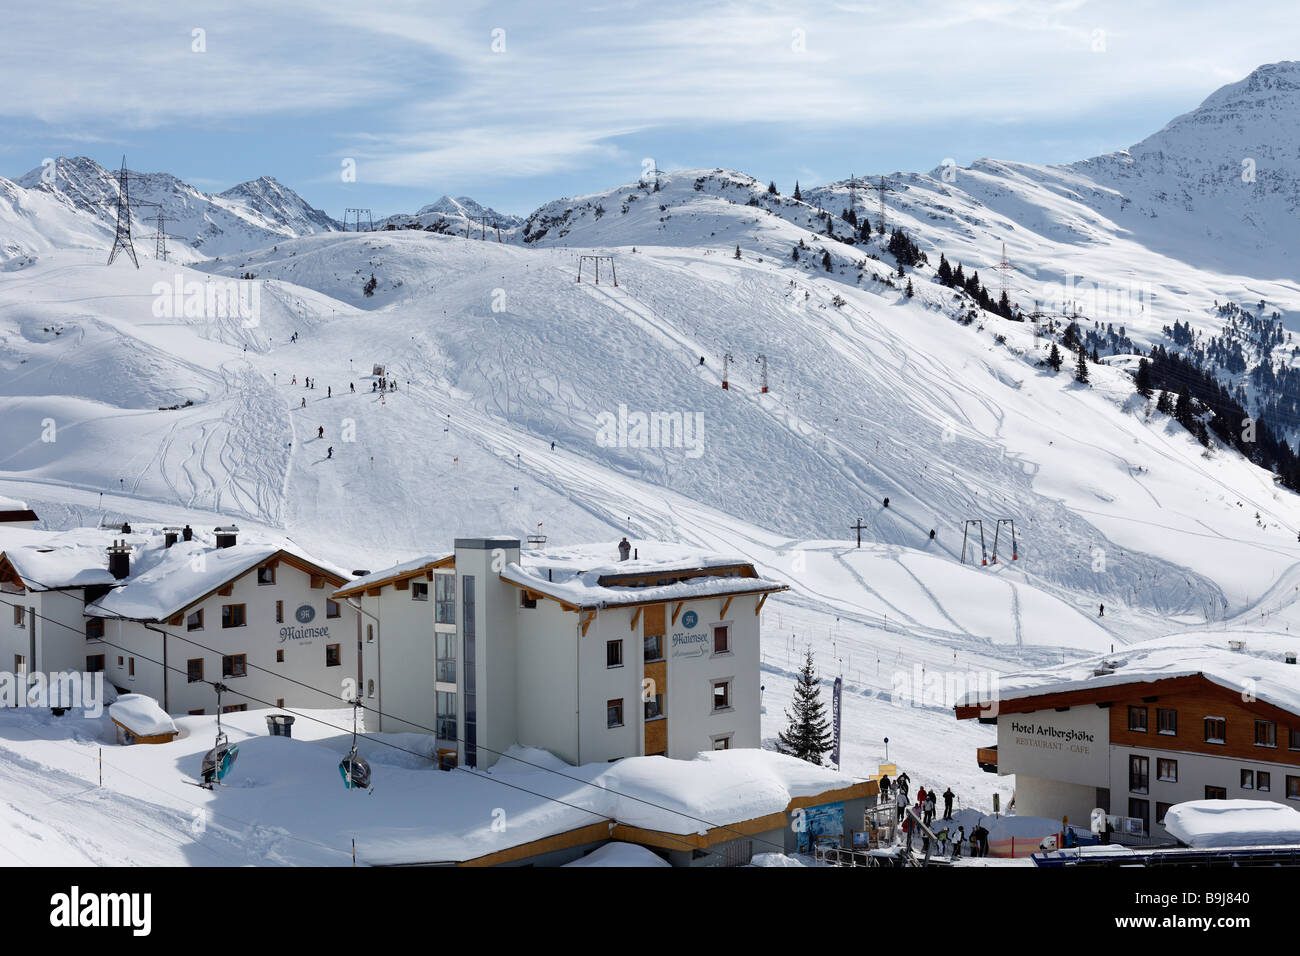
[
  {"left": 1099, "top": 603, "right": 1105, "bottom": 617},
  {"left": 317, "top": 426, "right": 324, "bottom": 439},
  {"left": 327, "top": 446, "right": 333, "bottom": 459}
]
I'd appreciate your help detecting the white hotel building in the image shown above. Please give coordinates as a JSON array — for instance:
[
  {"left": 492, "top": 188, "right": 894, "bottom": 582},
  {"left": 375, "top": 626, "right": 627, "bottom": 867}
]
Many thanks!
[
  {"left": 957, "top": 633, "right": 1300, "bottom": 841},
  {"left": 0, "top": 524, "right": 356, "bottom": 715},
  {"left": 335, "top": 537, "right": 788, "bottom": 769}
]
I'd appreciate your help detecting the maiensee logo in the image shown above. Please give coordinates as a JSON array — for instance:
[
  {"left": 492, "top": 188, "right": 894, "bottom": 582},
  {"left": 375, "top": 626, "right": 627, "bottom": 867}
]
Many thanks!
[{"left": 49, "top": 886, "right": 151, "bottom": 937}]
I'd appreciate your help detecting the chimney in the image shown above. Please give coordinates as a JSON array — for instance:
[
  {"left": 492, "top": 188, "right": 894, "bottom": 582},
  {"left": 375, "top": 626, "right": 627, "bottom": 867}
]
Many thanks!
[
  {"left": 107, "top": 539, "right": 132, "bottom": 580},
  {"left": 214, "top": 525, "right": 239, "bottom": 549},
  {"left": 618, "top": 537, "right": 631, "bottom": 562},
  {"left": 163, "top": 527, "right": 181, "bottom": 548},
  {"left": 182, "top": 524, "right": 193, "bottom": 542}
]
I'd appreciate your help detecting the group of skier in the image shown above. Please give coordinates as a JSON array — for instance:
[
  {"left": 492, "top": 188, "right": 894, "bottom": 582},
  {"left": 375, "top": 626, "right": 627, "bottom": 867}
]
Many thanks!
[{"left": 881, "top": 772, "right": 991, "bottom": 859}]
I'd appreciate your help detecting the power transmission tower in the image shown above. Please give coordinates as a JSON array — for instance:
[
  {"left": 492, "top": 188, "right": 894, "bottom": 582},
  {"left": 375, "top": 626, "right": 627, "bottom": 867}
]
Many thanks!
[
  {"left": 865, "top": 175, "right": 895, "bottom": 235},
  {"left": 995, "top": 242, "right": 1013, "bottom": 306},
  {"left": 150, "top": 210, "right": 180, "bottom": 262},
  {"left": 98, "top": 156, "right": 157, "bottom": 268}
]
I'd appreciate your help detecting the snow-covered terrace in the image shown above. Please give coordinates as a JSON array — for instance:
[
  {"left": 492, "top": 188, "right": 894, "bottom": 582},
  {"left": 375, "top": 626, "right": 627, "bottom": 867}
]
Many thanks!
[{"left": 502, "top": 541, "right": 788, "bottom": 610}]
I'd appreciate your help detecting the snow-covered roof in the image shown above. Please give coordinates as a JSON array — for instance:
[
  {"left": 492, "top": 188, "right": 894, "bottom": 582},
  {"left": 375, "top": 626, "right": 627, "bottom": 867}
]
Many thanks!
[
  {"left": 0, "top": 524, "right": 348, "bottom": 617},
  {"left": 502, "top": 541, "right": 787, "bottom": 610},
  {"left": 109, "top": 694, "right": 178, "bottom": 738},
  {"left": 561, "top": 841, "right": 669, "bottom": 867},
  {"left": 1164, "top": 799, "right": 1300, "bottom": 849},
  {"left": 958, "top": 631, "right": 1300, "bottom": 717},
  {"left": 332, "top": 552, "right": 453, "bottom": 599}
]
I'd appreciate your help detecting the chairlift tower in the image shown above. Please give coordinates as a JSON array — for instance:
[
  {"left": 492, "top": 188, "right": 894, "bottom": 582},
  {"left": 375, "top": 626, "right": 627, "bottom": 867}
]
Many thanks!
[
  {"left": 961, "top": 519, "right": 988, "bottom": 566},
  {"left": 991, "top": 518, "right": 1018, "bottom": 564},
  {"left": 343, "top": 208, "right": 374, "bottom": 232},
  {"left": 577, "top": 255, "right": 617, "bottom": 286},
  {"left": 756, "top": 354, "right": 768, "bottom": 393},
  {"left": 722, "top": 352, "right": 734, "bottom": 390}
]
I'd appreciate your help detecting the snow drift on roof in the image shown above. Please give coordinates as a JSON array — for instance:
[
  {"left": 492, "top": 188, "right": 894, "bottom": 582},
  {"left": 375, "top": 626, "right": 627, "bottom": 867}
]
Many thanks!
[
  {"left": 1164, "top": 799, "right": 1300, "bottom": 848},
  {"left": 109, "top": 694, "right": 177, "bottom": 738}
]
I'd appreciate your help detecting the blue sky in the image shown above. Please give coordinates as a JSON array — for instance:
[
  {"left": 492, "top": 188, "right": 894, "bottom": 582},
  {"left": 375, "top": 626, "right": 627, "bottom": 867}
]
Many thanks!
[{"left": 2, "top": 0, "right": 1297, "bottom": 218}]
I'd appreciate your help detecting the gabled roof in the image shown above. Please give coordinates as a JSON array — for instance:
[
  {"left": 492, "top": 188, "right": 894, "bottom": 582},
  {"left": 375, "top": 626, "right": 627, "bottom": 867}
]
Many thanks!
[
  {"left": 955, "top": 631, "right": 1300, "bottom": 720},
  {"left": 332, "top": 553, "right": 455, "bottom": 600},
  {"left": 89, "top": 542, "right": 348, "bottom": 622}
]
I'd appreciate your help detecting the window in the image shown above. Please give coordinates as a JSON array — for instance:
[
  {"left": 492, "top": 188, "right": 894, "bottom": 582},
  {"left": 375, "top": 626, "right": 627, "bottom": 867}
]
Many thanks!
[
  {"left": 325, "top": 644, "right": 341, "bottom": 667},
  {"left": 222, "top": 704, "right": 247, "bottom": 714},
  {"left": 1288, "top": 777, "right": 1300, "bottom": 801},
  {"left": 276, "top": 699, "right": 284, "bottom": 708},
  {"left": 713, "top": 625, "right": 730, "bottom": 654},
  {"left": 1205, "top": 785, "right": 1228, "bottom": 800},
  {"left": 222, "top": 654, "right": 246, "bottom": 678},
  {"left": 1259, "top": 771, "right": 1271, "bottom": 793},
  {"left": 436, "top": 632, "right": 456, "bottom": 683},
  {"left": 275, "top": 649, "right": 284, "bottom": 663},
  {"left": 1156, "top": 802, "right": 1173, "bottom": 827},
  {"left": 13, "top": 605, "right": 24, "bottom": 627},
  {"left": 85, "top": 617, "right": 104, "bottom": 640},
  {"left": 187, "top": 658, "right": 204, "bottom": 683},
  {"left": 275, "top": 600, "right": 283, "bottom": 623},
  {"left": 117, "top": 656, "right": 123, "bottom": 667},
  {"left": 1241, "top": 769, "right": 1255, "bottom": 790},
  {"left": 366, "top": 624, "right": 374, "bottom": 644},
  {"left": 1204, "top": 717, "right": 1226, "bottom": 745},
  {"left": 435, "top": 574, "right": 455, "bottom": 625},
  {"left": 188, "top": 709, "right": 205, "bottom": 716},
  {"left": 606, "top": 640, "right": 623, "bottom": 668},
  {"left": 1127, "top": 798, "right": 1149, "bottom": 835},
  {"left": 712, "top": 680, "right": 732, "bottom": 712},
  {"left": 436, "top": 691, "right": 457, "bottom": 740},
  {"left": 187, "top": 609, "right": 203, "bottom": 631},
  {"left": 1127, "top": 706, "right": 1147, "bottom": 733},
  {"left": 520, "top": 592, "right": 537, "bottom": 609},
  {"left": 221, "top": 604, "right": 246, "bottom": 628},
  {"left": 1156, "top": 758, "right": 1178, "bottom": 783},
  {"left": 367, "top": 680, "right": 375, "bottom": 698},
  {"left": 1157, "top": 708, "right": 1177, "bottom": 735},
  {"left": 128, "top": 657, "right": 135, "bottom": 678},
  {"left": 712, "top": 735, "right": 732, "bottom": 751},
  {"left": 1291, "top": 728, "right": 1300, "bottom": 751},
  {"left": 257, "top": 565, "right": 275, "bottom": 586},
  {"left": 645, "top": 693, "right": 664, "bottom": 720},
  {"left": 86, "top": 655, "right": 104, "bottom": 673},
  {"left": 326, "top": 600, "right": 340, "bottom": 619},
  {"left": 14, "top": 654, "right": 26, "bottom": 675},
  {"left": 1255, "top": 720, "right": 1277, "bottom": 748},
  {"left": 1128, "top": 755, "right": 1149, "bottom": 794},
  {"left": 644, "top": 633, "right": 664, "bottom": 662},
  {"left": 411, "top": 581, "right": 428, "bottom": 601},
  {"left": 607, "top": 698, "right": 624, "bottom": 728}
]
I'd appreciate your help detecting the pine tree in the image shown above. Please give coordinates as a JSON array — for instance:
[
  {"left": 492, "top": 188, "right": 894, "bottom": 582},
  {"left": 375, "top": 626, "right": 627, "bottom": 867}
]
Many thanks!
[
  {"left": 937, "top": 254, "right": 952, "bottom": 286},
  {"left": 822, "top": 249, "right": 832, "bottom": 272},
  {"left": 1135, "top": 358, "right": 1153, "bottom": 398},
  {"left": 793, "top": 181, "right": 802, "bottom": 201},
  {"left": 776, "top": 649, "right": 833, "bottom": 765},
  {"left": 734, "top": 244, "right": 741, "bottom": 259},
  {"left": 1048, "top": 342, "right": 1063, "bottom": 371},
  {"left": 1074, "top": 346, "right": 1090, "bottom": 384},
  {"left": 1174, "top": 385, "right": 1193, "bottom": 428},
  {"left": 768, "top": 181, "right": 778, "bottom": 195},
  {"left": 1156, "top": 390, "right": 1173, "bottom": 415},
  {"left": 905, "top": 278, "right": 914, "bottom": 298},
  {"left": 792, "top": 245, "right": 800, "bottom": 262}
]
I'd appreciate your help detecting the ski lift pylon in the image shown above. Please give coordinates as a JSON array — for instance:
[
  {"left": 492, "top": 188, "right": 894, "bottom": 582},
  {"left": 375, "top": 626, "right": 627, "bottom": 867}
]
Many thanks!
[{"left": 992, "top": 518, "right": 1018, "bottom": 564}]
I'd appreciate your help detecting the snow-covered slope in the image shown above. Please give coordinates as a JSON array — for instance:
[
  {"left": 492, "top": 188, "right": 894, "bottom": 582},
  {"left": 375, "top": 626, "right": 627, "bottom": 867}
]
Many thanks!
[{"left": 376, "top": 194, "right": 523, "bottom": 236}]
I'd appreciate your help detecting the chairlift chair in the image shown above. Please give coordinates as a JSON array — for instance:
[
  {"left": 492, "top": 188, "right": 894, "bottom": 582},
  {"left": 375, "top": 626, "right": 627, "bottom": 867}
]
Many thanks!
[
  {"left": 339, "top": 698, "right": 372, "bottom": 791},
  {"left": 200, "top": 684, "right": 240, "bottom": 788}
]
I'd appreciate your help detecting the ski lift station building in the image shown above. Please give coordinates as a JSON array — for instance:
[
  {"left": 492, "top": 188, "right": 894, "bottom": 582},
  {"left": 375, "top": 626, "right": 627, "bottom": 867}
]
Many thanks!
[
  {"left": 0, "top": 524, "right": 357, "bottom": 716},
  {"left": 334, "top": 537, "right": 790, "bottom": 770},
  {"left": 956, "top": 633, "right": 1300, "bottom": 843}
]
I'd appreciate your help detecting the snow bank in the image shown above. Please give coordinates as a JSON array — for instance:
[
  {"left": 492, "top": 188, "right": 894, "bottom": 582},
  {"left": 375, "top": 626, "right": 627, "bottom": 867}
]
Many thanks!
[{"left": 1164, "top": 799, "right": 1300, "bottom": 848}]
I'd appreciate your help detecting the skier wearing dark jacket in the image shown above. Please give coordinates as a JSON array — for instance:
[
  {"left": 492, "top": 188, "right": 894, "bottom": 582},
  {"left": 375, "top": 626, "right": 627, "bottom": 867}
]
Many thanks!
[{"left": 943, "top": 787, "right": 954, "bottom": 819}]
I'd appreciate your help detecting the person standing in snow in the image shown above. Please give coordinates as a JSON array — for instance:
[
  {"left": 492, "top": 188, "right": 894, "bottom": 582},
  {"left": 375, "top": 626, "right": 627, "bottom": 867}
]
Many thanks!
[
  {"left": 350, "top": 382, "right": 355, "bottom": 393},
  {"left": 896, "top": 771, "right": 910, "bottom": 799},
  {"left": 951, "top": 825, "right": 965, "bottom": 859},
  {"left": 328, "top": 386, "right": 331, "bottom": 398},
  {"left": 878, "top": 774, "right": 891, "bottom": 798},
  {"left": 327, "top": 446, "right": 333, "bottom": 459},
  {"left": 1099, "top": 603, "right": 1105, "bottom": 617},
  {"left": 300, "top": 398, "right": 306, "bottom": 408},
  {"left": 943, "top": 787, "right": 954, "bottom": 820},
  {"left": 917, "top": 785, "right": 928, "bottom": 811},
  {"left": 895, "top": 787, "right": 908, "bottom": 823},
  {"left": 317, "top": 426, "right": 324, "bottom": 439},
  {"left": 902, "top": 809, "right": 914, "bottom": 851},
  {"left": 924, "top": 791, "right": 937, "bottom": 826}
]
